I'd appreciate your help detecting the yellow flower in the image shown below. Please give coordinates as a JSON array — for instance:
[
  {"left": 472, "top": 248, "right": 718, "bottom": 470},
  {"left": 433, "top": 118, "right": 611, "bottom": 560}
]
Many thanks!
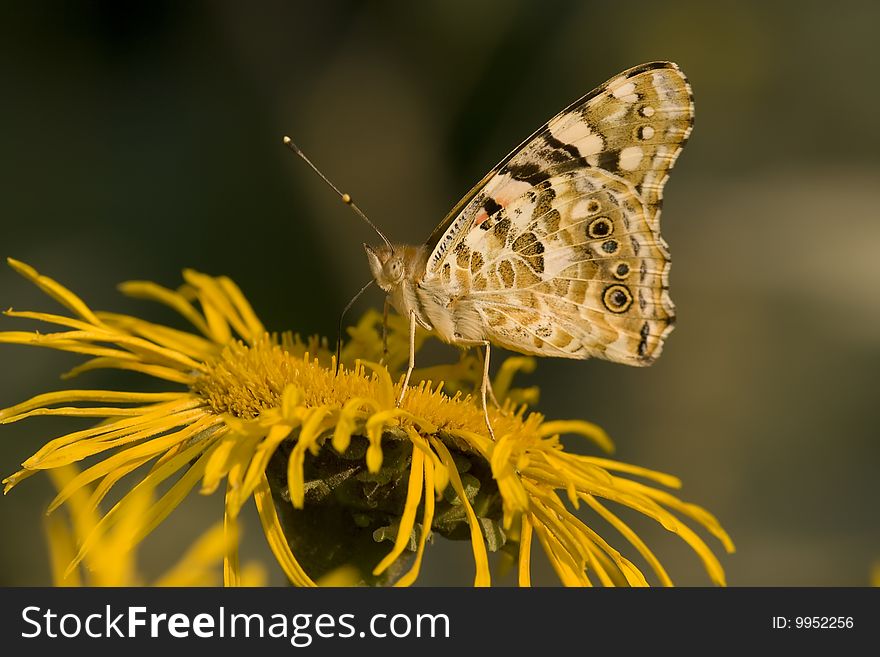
[
  {"left": 1, "top": 258, "right": 734, "bottom": 586},
  {"left": 44, "top": 464, "right": 266, "bottom": 587}
]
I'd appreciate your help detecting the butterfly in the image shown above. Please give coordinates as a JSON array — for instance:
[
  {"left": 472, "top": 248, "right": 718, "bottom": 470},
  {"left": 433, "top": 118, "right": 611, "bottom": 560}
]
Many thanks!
[{"left": 286, "top": 61, "right": 693, "bottom": 436}]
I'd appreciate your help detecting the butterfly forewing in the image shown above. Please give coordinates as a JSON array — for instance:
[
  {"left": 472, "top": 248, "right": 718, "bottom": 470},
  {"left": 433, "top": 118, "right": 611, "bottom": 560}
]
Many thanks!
[{"left": 422, "top": 61, "right": 692, "bottom": 365}]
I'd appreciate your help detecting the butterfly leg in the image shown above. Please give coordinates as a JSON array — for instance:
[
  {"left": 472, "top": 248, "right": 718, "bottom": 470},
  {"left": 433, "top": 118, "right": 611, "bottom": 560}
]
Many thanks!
[
  {"left": 480, "top": 353, "right": 503, "bottom": 411},
  {"left": 479, "top": 341, "right": 496, "bottom": 441},
  {"left": 396, "top": 310, "right": 417, "bottom": 407},
  {"left": 468, "top": 346, "right": 508, "bottom": 415}
]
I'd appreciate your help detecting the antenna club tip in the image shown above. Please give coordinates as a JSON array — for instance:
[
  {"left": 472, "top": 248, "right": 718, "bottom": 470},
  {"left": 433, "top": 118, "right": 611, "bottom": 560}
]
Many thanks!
[
  {"left": 341, "top": 193, "right": 352, "bottom": 205},
  {"left": 282, "top": 135, "right": 292, "bottom": 145}
]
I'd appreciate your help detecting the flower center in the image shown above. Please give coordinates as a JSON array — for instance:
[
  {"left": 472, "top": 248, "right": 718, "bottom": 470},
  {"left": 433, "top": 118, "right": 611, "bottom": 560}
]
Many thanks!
[{"left": 192, "top": 336, "right": 308, "bottom": 418}]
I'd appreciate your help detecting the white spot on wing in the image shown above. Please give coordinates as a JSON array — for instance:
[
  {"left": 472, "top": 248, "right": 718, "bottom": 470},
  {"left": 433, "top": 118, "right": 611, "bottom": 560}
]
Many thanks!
[
  {"left": 610, "top": 80, "right": 638, "bottom": 103},
  {"left": 619, "top": 146, "right": 644, "bottom": 171},
  {"left": 572, "top": 199, "right": 599, "bottom": 219},
  {"left": 548, "top": 117, "right": 604, "bottom": 156},
  {"left": 611, "top": 81, "right": 635, "bottom": 98}
]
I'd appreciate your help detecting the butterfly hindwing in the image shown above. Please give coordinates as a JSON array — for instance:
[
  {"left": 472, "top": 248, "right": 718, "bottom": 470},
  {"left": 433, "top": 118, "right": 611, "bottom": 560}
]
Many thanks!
[
  {"left": 423, "top": 61, "right": 691, "bottom": 365},
  {"left": 437, "top": 170, "right": 672, "bottom": 364}
]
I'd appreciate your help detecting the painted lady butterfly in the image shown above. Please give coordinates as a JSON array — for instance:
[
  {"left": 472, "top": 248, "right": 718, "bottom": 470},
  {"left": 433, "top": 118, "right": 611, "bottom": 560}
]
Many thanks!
[{"left": 287, "top": 61, "right": 693, "bottom": 435}]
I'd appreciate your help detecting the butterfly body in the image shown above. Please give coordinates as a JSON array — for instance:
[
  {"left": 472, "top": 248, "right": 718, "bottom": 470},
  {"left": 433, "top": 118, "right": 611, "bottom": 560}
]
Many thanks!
[
  {"left": 364, "top": 61, "right": 693, "bottom": 372},
  {"left": 365, "top": 242, "right": 486, "bottom": 347}
]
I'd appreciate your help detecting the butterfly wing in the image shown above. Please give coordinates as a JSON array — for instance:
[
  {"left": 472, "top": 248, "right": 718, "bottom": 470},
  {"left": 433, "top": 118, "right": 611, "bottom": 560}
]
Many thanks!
[{"left": 423, "top": 61, "right": 693, "bottom": 365}]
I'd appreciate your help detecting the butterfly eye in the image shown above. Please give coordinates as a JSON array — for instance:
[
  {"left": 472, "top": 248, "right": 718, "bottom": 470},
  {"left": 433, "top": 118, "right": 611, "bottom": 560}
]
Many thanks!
[{"left": 387, "top": 259, "right": 403, "bottom": 280}]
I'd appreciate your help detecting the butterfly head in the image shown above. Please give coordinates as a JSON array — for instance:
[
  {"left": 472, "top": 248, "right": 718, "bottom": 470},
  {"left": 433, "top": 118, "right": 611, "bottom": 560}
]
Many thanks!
[{"left": 364, "top": 243, "right": 405, "bottom": 293}]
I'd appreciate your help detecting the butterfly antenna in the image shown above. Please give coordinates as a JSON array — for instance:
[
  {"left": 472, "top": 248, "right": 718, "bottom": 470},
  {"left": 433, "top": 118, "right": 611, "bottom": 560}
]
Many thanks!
[
  {"left": 282, "top": 136, "right": 393, "bottom": 250},
  {"left": 335, "top": 278, "right": 376, "bottom": 374}
]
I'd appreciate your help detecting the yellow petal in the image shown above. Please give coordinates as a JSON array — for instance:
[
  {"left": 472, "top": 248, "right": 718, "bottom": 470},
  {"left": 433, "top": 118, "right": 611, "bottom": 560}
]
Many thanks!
[
  {"left": 65, "top": 438, "right": 219, "bottom": 577},
  {"left": 117, "top": 280, "right": 212, "bottom": 338},
  {"left": 431, "top": 437, "right": 490, "bottom": 587},
  {"left": 538, "top": 420, "right": 614, "bottom": 453},
  {"left": 253, "top": 475, "right": 316, "bottom": 587},
  {"left": 218, "top": 276, "right": 265, "bottom": 339},
  {"left": 287, "top": 408, "right": 332, "bottom": 508},
  {"left": 43, "top": 512, "right": 82, "bottom": 587},
  {"left": 583, "top": 494, "right": 672, "bottom": 586},
  {"left": 373, "top": 447, "right": 424, "bottom": 576},
  {"left": 7, "top": 259, "right": 105, "bottom": 327},
  {"left": 394, "top": 455, "right": 436, "bottom": 587},
  {"left": 223, "top": 487, "right": 241, "bottom": 587},
  {"left": 62, "top": 357, "right": 194, "bottom": 384},
  {"left": 0, "top": 390, "right": 185, "bottom": 422},
  {"left": 518, "top": 515, "right": 533, "bottom": 587}
]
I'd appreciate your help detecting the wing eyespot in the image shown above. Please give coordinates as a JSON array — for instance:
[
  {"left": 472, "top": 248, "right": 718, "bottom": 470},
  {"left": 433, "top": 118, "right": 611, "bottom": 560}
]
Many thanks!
[
  {"left": 601, "top": 239, "right": 619, "bottom": 254},
  {"left": 603, "top": 284, "right": 633, "bottom": 313},
  {"left": 587, "top": 216, "right": 613, "bottom": 239}
]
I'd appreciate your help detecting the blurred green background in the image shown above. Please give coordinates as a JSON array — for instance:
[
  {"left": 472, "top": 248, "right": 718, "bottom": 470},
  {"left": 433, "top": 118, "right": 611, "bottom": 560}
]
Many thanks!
[{"left": 1, "top": 0, "right": 878, "bottom": 586}]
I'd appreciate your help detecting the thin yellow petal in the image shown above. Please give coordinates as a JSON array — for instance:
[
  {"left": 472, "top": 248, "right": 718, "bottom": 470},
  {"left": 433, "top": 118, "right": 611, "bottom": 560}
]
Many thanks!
[
  {"left": 7, "top": 258, "right": 105, "bottom": 327},
  {"left": 538, "top": 420, "right": 614, "bottom": 453},
  {"left": 62, "top": 357, "right": 195, "bottom": 383},
  {"left": 3, "top": 309, "right": 104, "bottom": 332},
  {"left": 518, "top": 515, "right": 533, "bottom": 587},
  {"left": 37, "top": 410, "right": 211, "bottom": 476},
  {"left": 431, "top": 437, "right": 490, "bottom": 587},
  {"left": 287, "top": 409, "right": 332, "bottom": 508},
  {"left": 87, "top": 455, "right": 154, "bottom": 511},
  {"left": 373, "top": 447, "right": 425, "bottom": 576},
  {"left": 218, "top": 276, "right": 265, "bottom": 338},
  {"left": 153, "top": 523, "right": 228, "bottom": 586},
  {"left": 224, "top": 486, "right": 241, "bottom": 587},
  {"left": 2, "top": 468, "right": 37, "bottom": 493},
  {"left": 232, "top": 423, "right": 295, "bottom": 515},
  {"left": 491, "top": 356, "right": 536, "bottom": 403},
  {"left": 332, "top": 397, "right": 380, "bottom": 453},
  {"left": 184, "top": 270, "right": 250, "bottom": 340},
  {"left": 44, "top": 513, "right": 81, "bottom": 587},
  {"left": 0, "top": 390, "right": 185, "bottom": 422},
  {"left": 117, "top": 280, "right": 212, "bottom": 338},
  {"left": 126, "top": 445, "right": 216, "bottom": 551},
  {"left": 531, "top": 517, "right": 589, "bottom": 586},
  {"left": 317, "top": 565, "right": 362, "bottom": 587},
  {"left": 584, "top": 494, "right": 673, "bottom": 586},
  {"left": 404, "top": 427, "right": 448, "bottom": 494},
  {"left": 239, "top": 563, "right": 268, "bottom": 587},
  {"left": 65, "top": 437, "right": 218, "bottom": 576},
  {"left": 577, "top": 456, "right": 682, "bottom": 489},
  {"left": 253, "top": 475, "right": 317, "bottom": 587},
  {"left": 360, "top": 361, "right": 396, "bottom": 409},
  {"left": 202, "top": 432, "right": 243, "bottom": 495},
  {"left": 97, "top": 312, "right": 216, "bottom": 359},
  {"left": 24, "top": 398, "right": 204, "bottom": 465},
  {"left": 394, "top": 455, "right": 436, "bottom": 587},
  {"left": 0, "top": 331, "right": 141, "bottom": 361}
]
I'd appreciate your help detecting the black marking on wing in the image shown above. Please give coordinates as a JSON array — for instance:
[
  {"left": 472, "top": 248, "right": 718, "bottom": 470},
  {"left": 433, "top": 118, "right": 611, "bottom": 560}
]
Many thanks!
[
  {"left": 542, "top": 133, "right": 583, "bottom": 160},
  {"left": 625, "top": 61, "right": 674, "bottom": 78},
  {"left": 500, "top": 161, "right": 552, "bottom": 186},
  {"left": 594, "top": 149, "right": 620, "bottom": 173},
  {"left": 482, "top": 197, "right": 502, "bottom": 217},
  {"left": 638, "top": 321, "right": 650, "bottom": 357},
  {"left": 425, "top": 61, "right": 685, "bottom": 266}
]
